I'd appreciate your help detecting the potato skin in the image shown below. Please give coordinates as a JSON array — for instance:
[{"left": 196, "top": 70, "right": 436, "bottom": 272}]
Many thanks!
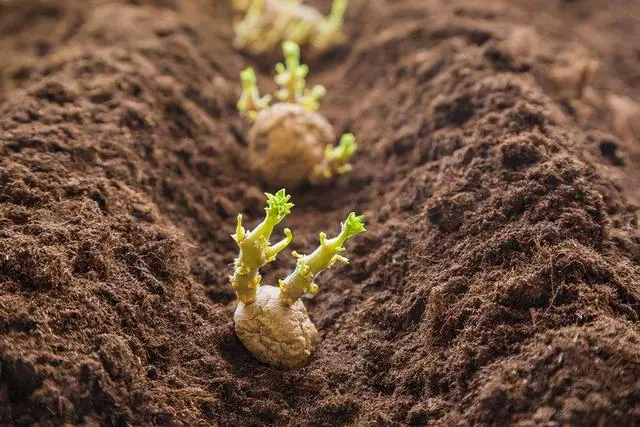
[
  {"left": 248, "top": 103, "right": 335, "bottom": 188},
  {"left": 234, "top": 285, "right": 318, "bottom": 368}
]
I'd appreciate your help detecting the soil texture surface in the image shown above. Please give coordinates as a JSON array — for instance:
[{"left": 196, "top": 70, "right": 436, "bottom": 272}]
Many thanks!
[{"left": 1, "top": 0, "right": 639, "bottom": 425}]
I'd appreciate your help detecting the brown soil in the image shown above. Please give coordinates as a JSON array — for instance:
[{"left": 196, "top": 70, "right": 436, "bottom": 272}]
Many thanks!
[{"left": 1, "top": 0, "right": 639, "bottom": 425}]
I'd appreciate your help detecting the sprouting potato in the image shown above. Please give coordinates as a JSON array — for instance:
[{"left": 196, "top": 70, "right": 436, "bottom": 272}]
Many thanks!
[
  {"left": 229, "top": 190, "right": 365, "bottom": 368},
  {"left": 237, "top": 41, "right": 357, "bottom": 188},
  {"left": 233, "top": 0, "right": 348, "bottom": 54}
]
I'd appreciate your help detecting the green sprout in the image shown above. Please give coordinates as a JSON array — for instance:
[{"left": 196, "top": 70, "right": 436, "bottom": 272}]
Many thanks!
[
  {"left": 300, "top": 84, "right": 327, "bottom": 112},
  {"left": 274, "top": 40, "right": 307, "bottom": 102},
  {"left": 279, "top": 212, "right": 366, "bottom": 305},
  {"left": 284, "top": 15, "right": 313, "bottom": 46},
  {"left": 232, "top": 195, "right": 366, "bottom": 368},
  {"left": 274, "top": 41, "right": 325, "bottom": 110},
  {"left": 237, "top": 67, "right": 272, "bottom": 122},
  {"left": 236, "top": 41, "right": 325, "bottom": 113},
  {"left": 311, "top": 133, "right": 358, "bottom": 182},
  {"left": 313, "top": 0, "right": 348, "bottom": 51},
  {"left": 233, "top": 0, "right": 265, "bottom": 50},
  {"left": 326, "top": 132, "right": 357, "bottom": 174},
  {"left": 230, "top": 189, "right": 294, "bottom": 304}
]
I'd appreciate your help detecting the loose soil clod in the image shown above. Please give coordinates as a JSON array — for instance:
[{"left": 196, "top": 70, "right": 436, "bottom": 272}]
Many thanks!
[{"left": 0, "top": 0, "right": 639, "bottom": 425}]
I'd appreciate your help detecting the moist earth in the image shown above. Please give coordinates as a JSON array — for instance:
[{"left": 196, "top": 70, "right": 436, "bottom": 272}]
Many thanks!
[{"left": 0, "top": 0, "right": 639, "bottom": 425}]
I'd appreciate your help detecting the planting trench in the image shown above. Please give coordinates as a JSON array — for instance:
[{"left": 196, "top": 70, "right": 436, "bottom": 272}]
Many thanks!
[{"left": 0, "top": 0, "right": 639, "bottom": 425}]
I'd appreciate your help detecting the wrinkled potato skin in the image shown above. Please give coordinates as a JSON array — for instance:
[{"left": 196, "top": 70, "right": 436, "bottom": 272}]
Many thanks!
[
  {"left": 248, "top": 103, "right": 335, "bottom": 188},
  {"left": 234, "top": 285, "right": 318, "bottom": 368}
]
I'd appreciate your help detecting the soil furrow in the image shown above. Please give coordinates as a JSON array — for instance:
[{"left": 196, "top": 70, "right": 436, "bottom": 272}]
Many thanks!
[{"left": 0, "top": 0, "right": 638, "bottom": 425}]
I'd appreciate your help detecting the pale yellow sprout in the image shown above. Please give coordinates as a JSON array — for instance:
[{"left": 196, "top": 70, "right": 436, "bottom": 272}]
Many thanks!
[
  {"left": 233, "top": 0, "right": 349, "bottom": 54},
  {"left": 313, "top": 0, "right": 348, "bottom": 51},
  {"left": 284, "top": 16, "right": 313, "bottom": 46},
  {"left": 233, "top": 0, "right": 284, "bottom": 54}
]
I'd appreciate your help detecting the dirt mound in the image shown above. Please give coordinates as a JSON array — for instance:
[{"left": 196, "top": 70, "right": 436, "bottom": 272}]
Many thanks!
[{"left": 0, "top": 0, "right": 639, "bottom": 425}]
